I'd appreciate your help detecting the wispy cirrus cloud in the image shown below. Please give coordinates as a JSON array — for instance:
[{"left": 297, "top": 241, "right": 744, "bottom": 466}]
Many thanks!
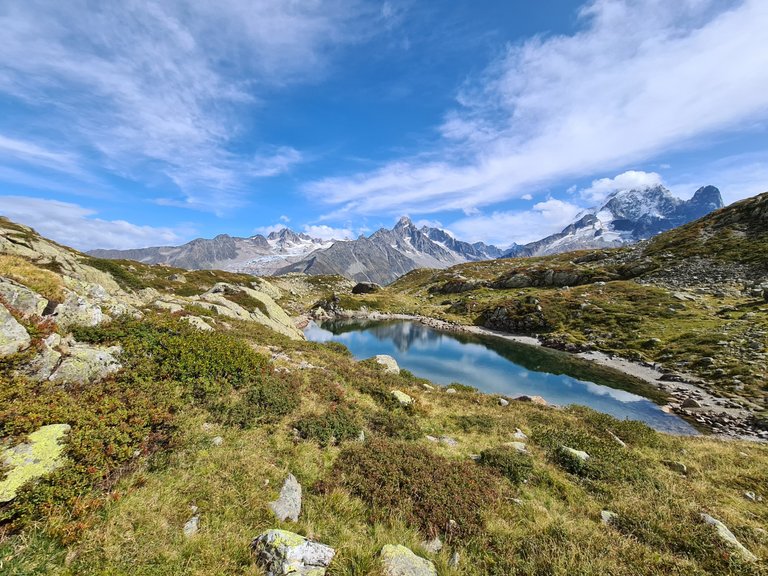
[
  {"left": 0, "top": 0, "right": 370, "bottom": 211},
  {"left": 0, "top": 196, "right": 191, "bottom": 250},
  {"left": 306, "top": 0, "right": 768, "bottom": 217}
]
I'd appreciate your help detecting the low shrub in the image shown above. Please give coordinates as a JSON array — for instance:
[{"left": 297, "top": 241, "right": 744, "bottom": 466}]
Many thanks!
[
  {"left": 294, "top": 406, "right": 361, "bottom": 446},
  {"left": 367, "top": 410, "right": 421, "bottom": 440},
  {"left": 325, "top": 438, "right": 500, "bottom": 538},
  {"left": 478, "top": 446, "right": 533, "bottom": 484},
  {"left": 453, "top": 414, "right": 496, "bottom": 433}
]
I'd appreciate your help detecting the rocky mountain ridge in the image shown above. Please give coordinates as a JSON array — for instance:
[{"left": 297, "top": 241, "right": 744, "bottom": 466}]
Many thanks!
[
  {"left": 506, "top": 185, "right": 724, "bottom": 258},
  {"left": 90, "top": 217, "right": 503, "bottom": 286}
]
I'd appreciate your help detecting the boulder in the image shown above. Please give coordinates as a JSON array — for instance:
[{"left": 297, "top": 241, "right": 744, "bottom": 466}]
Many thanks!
[
  {"left": 700, "top": 513, "right": 757, "bottom": 562},
  {"left": 560, "top": 445, "right": 590, "bottom": 462},
  {"left": 512, "top": 428, "right": 528, "bottom": 440},
  {"left": 662, "top": 460, "right": 687, "bottom": 475},
  {"left": 498, "top": 397, "right": 509, "bottom": 407},
  {"left": 0, "top": 302, "right": 31, "bottom": 356},
  {"left": 251, "top": 529, "right": 335, "bottom": 576},
  {"left": 48, "top": 344, "right": 121, "bottom": 385},
  {"left": 391, "top": 390, "right": 413, "bottom": 406},
  {"left": 269, "top": 474, "right": 302, "bottom": 522},
  {"left": 24, "top": 333, "right": 62, "bottom": 380},
  {"left": 421, "top": 536, "right": 442, "bottom": 554},
  {"left": 0, "top": 424, "right": 71, "bottom": 503},
  {"left": 601, "top": 510, "right": 618, "bottom": 526},
  {"left": 352, "top": 282, "right": 381, "bottom": 294},
  {"left": 375, "top": 354, "right": 400, "bottom": 374},
  {"left": 0, "top": 278, "right": 48, "bottom": 317},
  {"left": 515, "top": 395, "right": 548, "bottom": 406},
  {"left": 505, "top": 441, "right": 528, "bottom": 454},
  {"left": 380, "top": 545, "right": 437, "bottom": 576}
]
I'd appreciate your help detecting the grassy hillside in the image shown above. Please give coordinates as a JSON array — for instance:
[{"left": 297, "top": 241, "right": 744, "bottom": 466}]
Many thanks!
[{"left": 1, "top": 216, "right": 767, "bottom": 574}]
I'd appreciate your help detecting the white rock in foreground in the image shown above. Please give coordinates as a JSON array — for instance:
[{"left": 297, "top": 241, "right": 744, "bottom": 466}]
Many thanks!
[
  {"left": 700, "top": 513, "right": 757, "bottom": 562},
  {"left": 380, "top": 544, "right": 437, "bottom": 576},
  {"left": 269, "top": 474, "right": 302, "bottom": 522},
  {"left": 251, "top": 529, "right": 335, "bottom": 576}
]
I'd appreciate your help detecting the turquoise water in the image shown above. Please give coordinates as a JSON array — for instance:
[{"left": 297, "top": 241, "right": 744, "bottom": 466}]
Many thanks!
[{"left": 305, "top": 319, "right": 698, "bottom": 434}]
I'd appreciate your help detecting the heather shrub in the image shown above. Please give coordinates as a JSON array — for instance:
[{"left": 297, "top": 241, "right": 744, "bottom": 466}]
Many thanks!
[
  {"left": 478, "top": 446, "right": 533, "bottom": 484},
  {"left": 294, "top": 406, "right": 362, "bottom": 446},
  {"left": 367, "top": 410, "right": 421, "bottom": 440}
]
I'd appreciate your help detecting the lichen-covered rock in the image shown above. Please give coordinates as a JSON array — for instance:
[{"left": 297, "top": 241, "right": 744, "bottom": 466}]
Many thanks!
[
  {"left": 700, "top": 513, "right": 757, "bottom": 562},
  {"left": 391, "top": 390, "right": 413, "bottom": 406},
  {"left": 0, "top": 302, "right": 31, "bottom": 356},
  {"left": 251, "top": 529, "right": 335, "bottom": 576},
  {"left": 269, "top": 474, "right": 302, "bottom": 522},
  {"left": 380, "top": 545, "right": 437, "bottom": 576},
  {"left": 375, "top": 354, "right": 400, "bottom": 374},
  {"left": 0, "top": 278, "right": 48, "bottom": 317},
  {"left": 53, "top": 291, "right": 105, "bottom": 328},
  {"left": 515, "top": 395, "right": 548, "bottom": 406},
  {"left": 0, "top": 424, "right": 71, "bottom": 502},
  {"left": 48, "top": 344, "right": 121, "bottom": 384},
  {"left": 560, "top": 445, "right": 590, "bottom": 462},
  {"left": 154, "top": 300, "right": 183, "bottom": 313}
]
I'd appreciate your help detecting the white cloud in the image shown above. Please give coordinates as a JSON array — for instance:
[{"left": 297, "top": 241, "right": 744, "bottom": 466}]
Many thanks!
[
  {"left": 449, "top": 199, "right": 584, "bottom": 246},
  {"left": 279, "top": 215, "right": 290, "bottom": 223},
  {"left": 667, "top": 151, "right": 768, "bottom": 204},
  {"left": 0, "top": 196, "right": 189, "bottom": 250},
  {"left": 305, "top": 0, "right": 768, "bottom": 216},
  {"left": 520, "top": 193, "right": 533, "bottom": 201},
  {"left": 252, "top": 223, "right": 288, "bottom": 237},
  {"left": 302, "top": 225, "right": 355, "bottom": 241},
  {"left": 0, "top": 1, "right": 367, "bottom": 211},
  {"left": 578, "top": 170, "right": 664, "bottom": 203}
]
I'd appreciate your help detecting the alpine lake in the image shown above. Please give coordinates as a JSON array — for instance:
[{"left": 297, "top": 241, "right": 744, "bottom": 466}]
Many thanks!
[{"left": 305, "top": 319, "right": 699, "bottom": 434}]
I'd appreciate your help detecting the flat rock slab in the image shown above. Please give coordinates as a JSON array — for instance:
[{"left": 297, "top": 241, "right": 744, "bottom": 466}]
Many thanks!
[
  {"left": 49, "top": 344, "right": 121, "bottom": 385},
  {"left": 392, "top": 390, "right": 413, "bottom": 406},
  {"left": 701, "top": 513, "right": 757, "bottom": 562},
  {"left": 0, "top": 424, "right": 70, "bottom": 503},
  {"left": 252, "top": 529, "right": 335, "bottom": 576},
  {"left": 269, "top": 474, "right": 302, "bottom": 522},
  {"left": 560, "top": 445, "right": 590, "bottom": 462},
  {"left": 380, "top": 545, "right": 437, "bottom": 576}
]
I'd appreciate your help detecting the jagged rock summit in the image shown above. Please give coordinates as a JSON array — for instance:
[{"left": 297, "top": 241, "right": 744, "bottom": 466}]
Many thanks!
[{"left": 506, "top": 185, "right": 724, "bottom": 257}]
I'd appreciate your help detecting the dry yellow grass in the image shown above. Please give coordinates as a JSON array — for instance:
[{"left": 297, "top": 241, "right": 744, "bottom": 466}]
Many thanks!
[{"left": 0, "top": 254, "right": 64, "bottom": 302}]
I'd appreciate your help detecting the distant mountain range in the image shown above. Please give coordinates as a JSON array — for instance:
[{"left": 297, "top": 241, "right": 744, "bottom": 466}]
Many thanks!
[
  {"left": 505, "top": 185, "right": 724, "bottom": 258},
  {"left": 89, "top": 217, "right": 503, "bottom": 285}
]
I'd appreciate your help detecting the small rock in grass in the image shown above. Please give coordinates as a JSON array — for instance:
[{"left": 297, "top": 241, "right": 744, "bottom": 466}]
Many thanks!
[
  {"left": 439, "top": 436, "right": 458, "bottom": 447},
  {"left": 560, "top": 445, "right": 589, "bottom": 462},
  {"left": 269, "top": 474, "right": 302, "bottom": 522},
  {"left": 449, "top": 551, "right": 460, "bottom": 568},
  {"left": 514, "top": 395, "right": 548, "bottom": 406},
  {"left": 743, "top": 491, "right": 756, "bottom": 502},
  {"left": 421, "top": 536, "right": 443, "bottom": 553},
  {"left": 606, "top": 430, "right": 627, "bottom": 448},
  {"left": 504, "top": 442, "right": 528, "bottom": 454},
  {"left": 212, "top": 436, "right": 224, "bottom": 446},
  {"left": 380, "top": 544, "right": 437, "bottom": 576},
  {"left": 183, "top": 515, "right": 199, "bottom": 537},
  {"left": 445, "top": 388, "right": 457, "bottom": 394},
  {"left": 700, "top": 513, "right": 757, "bottom": 562},
  {"left": 663, "top": 460, "right": 687, "bottom": 475},
  {"left": 498, "top": 397, "right": 509, "bottom": 407},
  {"left": 512, "top": 428, "right": 528, "bottom": 440},
  {"left": 392, "top": 390, "right": 413, "bottom": 406},
  {"left": 252, "top": 529, "right": 335, "bottom": 576},
  {"left": 601, "top": 510, "right": 618, "bottom": 526}
]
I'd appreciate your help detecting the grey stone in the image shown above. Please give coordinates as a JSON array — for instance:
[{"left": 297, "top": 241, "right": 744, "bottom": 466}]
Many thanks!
[
  {"left": 498, "top": 397, "right": 509, "bottom": 407},
  {"left": 505, "top": 441, "right": 528, "bottom": 454},
  {"left": 663, "top": 460, "right": 687, "bottom": 475},
  {"left": 606, "top": 430, "right": 627, "bottom": 448},
  {"left": 53, "top": 292, "right": 104, "bottom": 328},
  {"left": 375, "top": 354, "right": 400, "bottom": 374},
  {"left": 269, "top": 474, "right": 302, "bottom": 522},
  {"left": 24, "top": 333, "right": 62, "bottom": 380},
  {"left": 449, "top": 551, "right": 460, "bottom": 568},
  {"left": 392, "top": 390, "right": 413, "bottom": 406},
  {"left": 183, "top": 515, "right": 199, "bottom": 537},
  {"left": 182, "top": 315, "right": 213, "bottom": 331},
  {"left": 512, "top": 428, "right": 528, "bottom": 440},
  {"left": 560, "top": 445, "right": 589, "bottom": 462},
  {"left": 700, "top": 513, "right": 757, "bottom": 562},
  {"left": 601, "top": 510, "right": 618, "bottom": 525},
  {"left": 49, "top": 344, "right": 121, "bottom": 385},
  {"left": 0, "top": 278, "right": 48, "bottom": 317},
  {"left": 438, "top": 436, "right": 458, "bottom": 447},
  {"left": 380, "top": 545, "right": 437, "bottom": 576},
  {"left": 421, "top": 536, "right": 442, "bottom": 554},
  {"left": 212, "top": 436, "right": 224, "bottom": 446},
  {"left": 0, "top": 303, "right": 31, "bottom": 356},
  {"left": 252, "top": 529, "right": 335, "bottom": 576},
  {"left": 445, "top": 387, "right": 457, "bottom": 394}
]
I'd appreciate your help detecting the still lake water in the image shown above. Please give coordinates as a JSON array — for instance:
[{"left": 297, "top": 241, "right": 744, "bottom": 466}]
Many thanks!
[{"left": 305, "top": 319, "right": 698, "bottom": 434}]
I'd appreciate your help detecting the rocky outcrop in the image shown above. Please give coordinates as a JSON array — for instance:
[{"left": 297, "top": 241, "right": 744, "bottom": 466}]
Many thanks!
[
  {"left": 480, "top": 298, "right": 550, "bottom": 334},
  {"left": 0, "top": 424, "right": 71, "bottom": 503},
  {"left": 0, "top": 302, "right": 31, "bottom": 356},
  {"left": 380, "top": 545, "right": 437, "bottom": 576},
  {"left": 251, "top": 529, "right": 335, "bottom": 576},
  {"left": 0, "top": 278, "right": 48, "bottom": 317}
]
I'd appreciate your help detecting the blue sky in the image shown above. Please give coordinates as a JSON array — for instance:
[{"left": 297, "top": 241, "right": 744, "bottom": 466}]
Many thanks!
[{"left": 0, "top": 0, "right": 766, "bottom": 250}]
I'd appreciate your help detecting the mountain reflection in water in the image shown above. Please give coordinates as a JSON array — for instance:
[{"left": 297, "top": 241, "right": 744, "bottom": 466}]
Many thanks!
[{"left": 305, "top": 319, "right": 698, "bottom": 435}]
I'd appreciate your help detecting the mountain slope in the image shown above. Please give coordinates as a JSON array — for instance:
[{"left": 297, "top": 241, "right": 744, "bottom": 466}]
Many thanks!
[{"left": 506, "top": 185, "right": 724, "bottom": 258}]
